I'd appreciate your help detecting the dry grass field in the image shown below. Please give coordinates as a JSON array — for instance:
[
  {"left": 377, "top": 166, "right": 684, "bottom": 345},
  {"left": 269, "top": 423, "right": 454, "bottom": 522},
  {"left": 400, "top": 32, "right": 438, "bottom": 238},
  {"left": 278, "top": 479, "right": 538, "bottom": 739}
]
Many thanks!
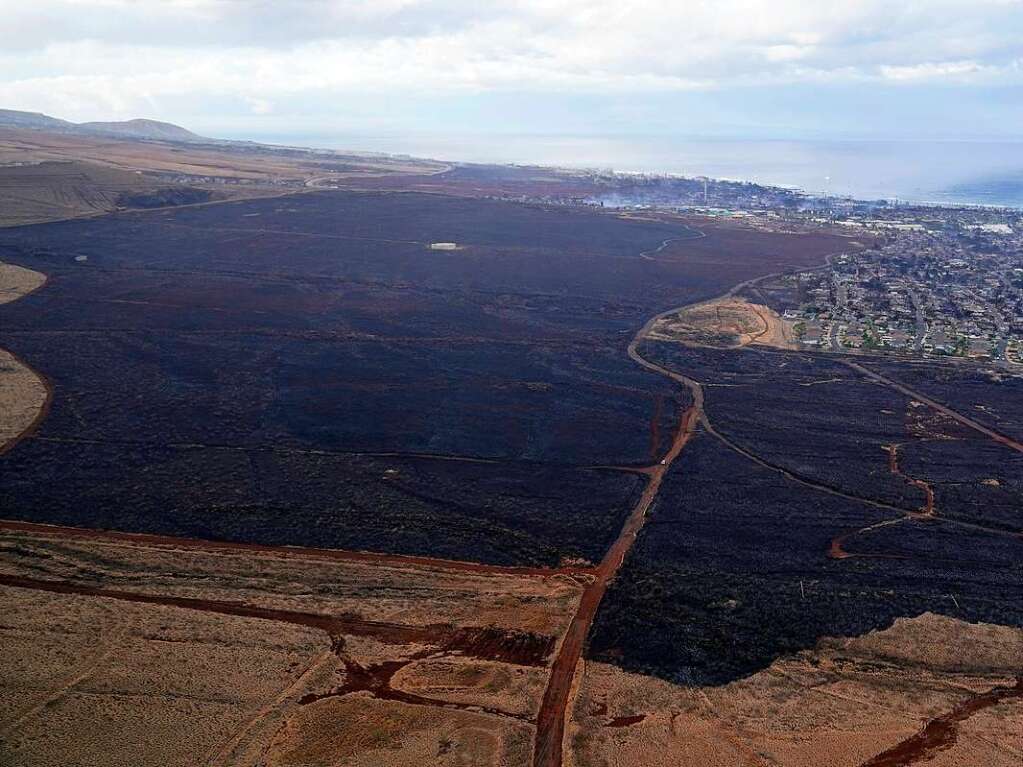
[
  {"left": 0, "top": 161, "right": 160, "bottom": 226},
  {"left": 1, "top": 588, "right": 326, "bottom": 767},
  {"left": 568, "top": 613, "right": 1023, "bottom": 767},
  {"left": 0, "top": 128, "right": 444, "bottom": 183},
  {"left": 0, "top": 263, "right": 47, "bottom": 450},
  {"left": 0, "top": 127, "right": 446, "bottom": 226},
  {"left": 0, "top": 525, "right": 585, "bottom": 767},
  {"left": 2, "top": 525, "right": 1019, "bottom": 766},
  {"left": 0, "top": 263, "right": 45, "bottom": 305}
]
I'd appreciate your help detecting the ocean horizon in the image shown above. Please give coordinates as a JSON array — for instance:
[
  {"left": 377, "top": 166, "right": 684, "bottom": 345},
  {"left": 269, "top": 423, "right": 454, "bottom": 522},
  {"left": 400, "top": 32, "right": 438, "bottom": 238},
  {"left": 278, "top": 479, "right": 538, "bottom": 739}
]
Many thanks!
[{"left": 242, "top": 131, "right": 1023, "bottom": 209}]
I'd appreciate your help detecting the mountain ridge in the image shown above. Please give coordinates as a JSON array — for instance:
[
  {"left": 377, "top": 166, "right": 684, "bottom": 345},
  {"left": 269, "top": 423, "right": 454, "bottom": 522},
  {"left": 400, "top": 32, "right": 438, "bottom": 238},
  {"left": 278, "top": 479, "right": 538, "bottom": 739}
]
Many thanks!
[{"left": 0, "top": 109, "right": 204, "bottom": 142}]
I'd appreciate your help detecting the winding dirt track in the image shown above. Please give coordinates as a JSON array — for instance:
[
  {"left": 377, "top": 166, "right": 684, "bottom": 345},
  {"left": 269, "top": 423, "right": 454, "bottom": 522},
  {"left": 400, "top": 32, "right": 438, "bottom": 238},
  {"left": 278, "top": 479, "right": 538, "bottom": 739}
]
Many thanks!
[
  {"left": 637, "top": 227, "right": 706, "bottom": 261},
  {"left": 828, "top": 441, "right": 1022, "bottom": 560},
  {"left": 859, "top": 676, "right": 1023, "bottom": 767},
  {"left": 828, "top": 444, "right": 934, "bottom": 561},
  {"left": 887, "top": 444, "right": 935, "bottom": 516}
]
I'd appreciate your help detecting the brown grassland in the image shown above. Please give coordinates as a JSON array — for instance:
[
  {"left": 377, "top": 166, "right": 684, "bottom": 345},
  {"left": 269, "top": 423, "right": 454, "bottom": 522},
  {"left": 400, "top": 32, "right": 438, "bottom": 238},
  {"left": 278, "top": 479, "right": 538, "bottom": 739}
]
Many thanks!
[
  {"left": 0, "top": 263, "right": 48, "bottom": 450},
  {"left": 1, "top": 527, "right": 1020, "bottom": 767},
  {"left": 0, "top": 525, "right": 583, "bottom": 767},
  {"left": 0, "top": 127, "right": 446, "bottom": 227},
  {"left": 569, "top": 614, "right": 1022, "bottom": 767}
]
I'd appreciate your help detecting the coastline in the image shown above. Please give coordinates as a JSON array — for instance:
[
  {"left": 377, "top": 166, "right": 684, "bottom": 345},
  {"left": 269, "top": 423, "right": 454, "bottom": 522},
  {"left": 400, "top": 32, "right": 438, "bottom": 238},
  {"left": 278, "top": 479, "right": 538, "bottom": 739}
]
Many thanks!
[{"left": 251, "top": 132, "right": 1023, "bottom": 210}]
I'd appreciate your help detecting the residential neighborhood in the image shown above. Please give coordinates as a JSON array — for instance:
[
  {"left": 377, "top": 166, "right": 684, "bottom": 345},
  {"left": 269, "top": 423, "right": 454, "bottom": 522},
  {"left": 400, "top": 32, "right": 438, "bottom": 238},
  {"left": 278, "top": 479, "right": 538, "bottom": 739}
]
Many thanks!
[{"left": 777, "top": 218, "right": 1023, "bottom": 364}]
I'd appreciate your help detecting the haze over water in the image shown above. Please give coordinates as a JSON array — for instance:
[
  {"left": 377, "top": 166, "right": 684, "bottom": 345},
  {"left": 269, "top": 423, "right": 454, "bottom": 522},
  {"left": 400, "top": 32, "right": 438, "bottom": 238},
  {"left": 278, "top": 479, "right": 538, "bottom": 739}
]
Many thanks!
[{"left": 266, "top": 132, "right": 1023, "bottom": 208}]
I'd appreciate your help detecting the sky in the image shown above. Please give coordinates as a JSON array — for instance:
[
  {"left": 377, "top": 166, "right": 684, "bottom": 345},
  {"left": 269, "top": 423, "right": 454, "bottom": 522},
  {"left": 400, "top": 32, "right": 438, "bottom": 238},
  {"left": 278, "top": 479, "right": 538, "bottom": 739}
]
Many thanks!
[{"left": 2, "top": 0, "right": 1022, "bottom": 143}]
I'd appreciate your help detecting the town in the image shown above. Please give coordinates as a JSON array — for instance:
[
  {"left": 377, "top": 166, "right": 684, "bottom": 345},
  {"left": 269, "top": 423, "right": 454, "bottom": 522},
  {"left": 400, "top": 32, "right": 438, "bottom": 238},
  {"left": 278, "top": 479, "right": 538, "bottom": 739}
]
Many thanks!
[
  {"left": 775, "top": 215, "right": 1023, "bottom": 364},
  {"left": 566, "top": 171, "right": 1023, "bottom": 366}
]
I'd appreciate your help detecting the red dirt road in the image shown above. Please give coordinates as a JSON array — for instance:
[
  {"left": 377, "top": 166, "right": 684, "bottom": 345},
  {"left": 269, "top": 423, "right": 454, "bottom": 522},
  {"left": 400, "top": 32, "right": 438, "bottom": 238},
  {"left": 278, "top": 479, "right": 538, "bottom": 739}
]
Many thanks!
[
  {"left": 0, "top": 573, "right": 553, "bottom": 667},
  {"left": 845, "top": 360, "right": 1023, "bottom": 455},
  {"left": 531, "top": 401, "right": 702, "bottom": 767},
  {"left": 532, "top": 407, "right": 699, "bottom": 767},
  {"left": 887, "top": 444, "right": 935, "bottom": 516}
]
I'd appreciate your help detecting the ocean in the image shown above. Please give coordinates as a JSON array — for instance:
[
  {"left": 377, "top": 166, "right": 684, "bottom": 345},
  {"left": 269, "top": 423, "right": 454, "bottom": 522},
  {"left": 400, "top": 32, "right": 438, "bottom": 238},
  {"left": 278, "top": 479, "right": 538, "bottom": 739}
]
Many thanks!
[{"left": 258, "top": 132, "right": 1023, "bottom": 208}]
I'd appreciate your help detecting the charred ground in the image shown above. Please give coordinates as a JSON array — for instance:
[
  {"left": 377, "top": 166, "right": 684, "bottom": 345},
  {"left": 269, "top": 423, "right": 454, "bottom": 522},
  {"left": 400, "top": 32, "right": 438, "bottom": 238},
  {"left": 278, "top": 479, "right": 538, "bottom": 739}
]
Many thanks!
[
  {"left": 0, "top": 191, "right": 852, "bottom": 567},
  {"left": 589, "top": 343, "right": 1023, "bottom": 684}
]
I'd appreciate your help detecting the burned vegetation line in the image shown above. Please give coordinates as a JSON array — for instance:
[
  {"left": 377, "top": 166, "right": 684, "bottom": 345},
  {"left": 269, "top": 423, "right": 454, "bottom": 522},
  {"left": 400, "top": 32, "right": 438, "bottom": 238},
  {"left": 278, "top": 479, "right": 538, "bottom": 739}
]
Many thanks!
[{"left": 0, "top": 519, "right": 596, "bottom": 579}]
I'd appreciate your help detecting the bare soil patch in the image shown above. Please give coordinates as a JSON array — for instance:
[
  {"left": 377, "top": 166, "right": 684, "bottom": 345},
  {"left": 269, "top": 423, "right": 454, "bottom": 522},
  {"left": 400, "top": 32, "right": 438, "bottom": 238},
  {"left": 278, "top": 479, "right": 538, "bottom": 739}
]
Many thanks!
[
  {"left": 0, "top": 128, "right": 446, "bottom": 227},
  {"left": 393, "top": 658, "right": 549, "bottom": 720},
  {"left": 263, "top": 696, "right": 533, "bottom": 767},
  {"left": 650, "top": 296, "right": 796, "bottom": 350}
]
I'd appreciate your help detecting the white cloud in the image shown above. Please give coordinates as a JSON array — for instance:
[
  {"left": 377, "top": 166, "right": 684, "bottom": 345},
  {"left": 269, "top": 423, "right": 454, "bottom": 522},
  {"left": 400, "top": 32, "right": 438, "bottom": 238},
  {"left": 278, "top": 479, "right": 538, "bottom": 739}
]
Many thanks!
[
  {"left": 880, "top": 60, "right": 992, "bottom": 81},
  {"left": 763, "top": 45, "right": 815, "bottom": 63},
  {"left": 0, "top": 0, "right": 1020, "bottom": 122}
]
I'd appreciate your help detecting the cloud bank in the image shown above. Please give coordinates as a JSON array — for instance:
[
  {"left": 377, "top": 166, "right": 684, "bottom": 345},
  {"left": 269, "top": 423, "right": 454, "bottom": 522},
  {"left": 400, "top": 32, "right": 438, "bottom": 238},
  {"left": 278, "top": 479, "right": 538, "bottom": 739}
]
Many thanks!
[{"left": 2, "top": 0, "right": 1021, "bottom": 137}]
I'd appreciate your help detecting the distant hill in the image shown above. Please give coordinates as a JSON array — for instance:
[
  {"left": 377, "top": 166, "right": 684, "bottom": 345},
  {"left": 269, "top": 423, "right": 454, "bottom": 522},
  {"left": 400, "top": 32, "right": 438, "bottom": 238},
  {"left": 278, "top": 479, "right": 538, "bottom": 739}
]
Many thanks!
[
  {"left": 0, "top": 109, "right": 75, "bottom": 132},
  {"left": 79, "top": 118, "right": 201, "bottom": 142},
  {"left": 0, "top": 109, "right": 204, "bottom": 142}
]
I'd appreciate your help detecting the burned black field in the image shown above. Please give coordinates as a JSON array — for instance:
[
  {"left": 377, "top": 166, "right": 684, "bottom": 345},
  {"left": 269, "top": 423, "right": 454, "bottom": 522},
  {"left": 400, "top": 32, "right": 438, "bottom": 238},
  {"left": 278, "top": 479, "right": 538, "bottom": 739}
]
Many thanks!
[
  {"left": 0, "top": 191, "right": 854, "bottom": 566},
  {"left": 867, "top": 358, "right": 1023, "bottom": 443},
  {"left": 589, "top": 343, "right": 1023, "bottom": 683},
  {"left": 2, "top": 186, "right": 1020, "bottom": 696}
]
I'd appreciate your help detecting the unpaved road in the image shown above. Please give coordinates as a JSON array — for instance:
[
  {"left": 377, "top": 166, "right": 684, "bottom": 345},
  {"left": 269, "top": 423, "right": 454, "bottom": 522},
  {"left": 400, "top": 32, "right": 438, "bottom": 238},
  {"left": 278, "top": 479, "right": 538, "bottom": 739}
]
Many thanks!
[
  {"left": 532, "top": 273, "right": 710, "bottom": 767},
  {"left": 531, "top": 407, "right": 700, "bottom": 767},
  {"left": 859, "top": 676, "right": 1023, "bottom": 767},
  {"left": 0, "top": 573, "right": 553, "bottom": 667},
  {"left": 844, "top": 360, "right": 1023, "bottom": 455}
]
